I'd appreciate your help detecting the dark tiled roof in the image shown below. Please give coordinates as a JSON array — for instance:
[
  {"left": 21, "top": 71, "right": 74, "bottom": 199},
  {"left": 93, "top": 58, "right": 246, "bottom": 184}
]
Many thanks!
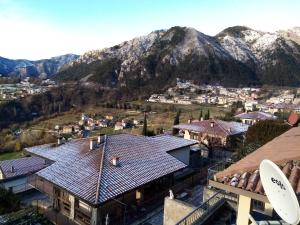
[
  {"left": 173, "top": 119, "right": 248, "bottom": 137},
  {"left": 235, "top": 111, "right": 277, "bottom": 120},
  {"left": 26, "top": 134, "right": 196, "bottom": 204},
  {"left": 213, "top": 127, "right": 300, "bottom": 196},
  {"left": 0, "top": 156, "right": 47, "bottom": 179}
]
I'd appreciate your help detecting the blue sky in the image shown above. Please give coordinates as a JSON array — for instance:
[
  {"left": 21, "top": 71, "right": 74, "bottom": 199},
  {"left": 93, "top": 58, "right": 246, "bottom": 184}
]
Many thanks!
[{"left": 0, "top": 0, "right": 299, "bottom": 60}]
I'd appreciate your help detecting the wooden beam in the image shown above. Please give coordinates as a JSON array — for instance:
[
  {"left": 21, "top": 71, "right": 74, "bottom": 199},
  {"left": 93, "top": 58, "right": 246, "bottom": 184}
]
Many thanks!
[{"left": 208, "top": 180, "right": 269, "bottom": 203}]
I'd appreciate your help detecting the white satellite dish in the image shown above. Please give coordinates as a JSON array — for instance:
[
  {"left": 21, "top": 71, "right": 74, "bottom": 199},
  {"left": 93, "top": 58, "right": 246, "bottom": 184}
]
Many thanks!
[{"left": 260, "top": 159, "right": 300, "bottom": 224}]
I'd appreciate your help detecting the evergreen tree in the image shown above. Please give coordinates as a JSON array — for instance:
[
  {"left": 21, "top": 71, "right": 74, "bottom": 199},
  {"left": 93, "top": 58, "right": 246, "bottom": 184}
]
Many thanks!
[
  {"left": 204, "top": 109, "right": 210, "bottom": 120},
  {"left": 172, "top": 110, "right": 181, "bottom": 135},
  {"left": 142, "top": 112, "right": 147, "bottom": 136},
  {"left": 198, "top": 109, "right": 203, "bottom": 120}
]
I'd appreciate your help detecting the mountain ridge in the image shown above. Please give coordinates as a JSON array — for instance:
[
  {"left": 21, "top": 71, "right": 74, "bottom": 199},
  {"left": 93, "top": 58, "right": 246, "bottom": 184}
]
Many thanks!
[
  {"left": 0, "top": 54, "right": 79, "bottom": 78},
  {"left": 55, "top": 26, "right": 300, "bottom": 87},
  {"left": 2, "top": 26, "right": 300, "bottom": 87}
]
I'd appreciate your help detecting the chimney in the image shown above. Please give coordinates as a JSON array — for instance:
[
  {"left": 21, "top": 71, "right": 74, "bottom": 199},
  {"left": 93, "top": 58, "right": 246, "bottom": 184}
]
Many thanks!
[
  {"left": 11, "top": 166, "right": 14, "bottom": 173},
  {"left": 90, "top": 138, "right": 97, "bottom": 150},
  {"left": 210, "top": 121, "right": 215, "bottom": 128},
  {"left": 97, "top": 134, "right": 106, "bottom": 144},
  {"left": 57, "top": 137, "right": 62, "bottom": 145},
  {"left": 112, "top": 156, "right": 119, "bottom": 166}
]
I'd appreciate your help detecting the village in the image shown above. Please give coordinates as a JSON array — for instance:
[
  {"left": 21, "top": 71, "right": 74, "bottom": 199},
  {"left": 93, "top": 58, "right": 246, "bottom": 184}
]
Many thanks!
[
  {"left": 148, "top": 78, "right": 300, "bottom": 113},
  {"left": 1, "top": 76, "right": 300, "bottom": 225},
  {"left": 0, "top": 77, "right": 56, "bottom": 102},
  {"left": 1, "top": 87, "right": 300, "bottom": 225}
]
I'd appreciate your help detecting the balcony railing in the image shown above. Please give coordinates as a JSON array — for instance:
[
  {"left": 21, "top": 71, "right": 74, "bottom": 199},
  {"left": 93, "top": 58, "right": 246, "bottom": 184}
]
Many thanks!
[
  {"left": 174, "top": 191, "right": 225, "bottom": 225},
  {"left": 207, "top": 162, "right": 231, "bottom": 182}
]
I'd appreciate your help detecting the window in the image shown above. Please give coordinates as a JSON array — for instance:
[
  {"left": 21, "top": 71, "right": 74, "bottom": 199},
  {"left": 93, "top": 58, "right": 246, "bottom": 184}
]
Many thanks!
[{"left": 79, "top": 200, "right": 91, "bottom": 212}]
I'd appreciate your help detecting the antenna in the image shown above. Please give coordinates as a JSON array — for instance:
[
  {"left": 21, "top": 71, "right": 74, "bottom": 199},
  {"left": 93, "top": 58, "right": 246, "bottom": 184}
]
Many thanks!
[{"left": 260, "top": 159, "right": 300, "bottom": 224}]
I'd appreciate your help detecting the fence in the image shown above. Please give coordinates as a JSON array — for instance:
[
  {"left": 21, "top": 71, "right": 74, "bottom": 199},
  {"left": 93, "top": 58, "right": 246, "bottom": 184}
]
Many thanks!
[{"left": 206, "top": 161, "right": 231, "bottom": 182}]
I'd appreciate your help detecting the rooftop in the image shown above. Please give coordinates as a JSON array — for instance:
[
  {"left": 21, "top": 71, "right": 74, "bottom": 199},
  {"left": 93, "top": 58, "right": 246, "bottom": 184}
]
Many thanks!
[
  {"left": 26, "top": 134, "right": 197, "bottom": 205},
  {"left": 211, "top": 127, "right": 300, "bottom": 198},
  {"left": 173, "top": 119, "right": 249, "bottom": 137},
  {"left": 0, "top": 156, "right": 47, "bottom": 180},
  {"left": 235, "top": 111, "right": 277, "bottom": 120}
]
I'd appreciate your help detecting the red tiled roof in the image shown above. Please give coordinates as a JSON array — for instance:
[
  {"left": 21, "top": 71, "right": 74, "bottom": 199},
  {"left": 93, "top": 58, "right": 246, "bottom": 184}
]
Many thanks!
[
  {"left": 0, "top": 156, "right": 47, "bottom": 179},
  {"left": 26, "top": 134, "right": 197, "bottom": 205},
  {"left": 216, "top": 161, "right": 300, "bottom": 195},
  {"left": 213, "top": 127, "right": 300, "bottom": 196},
  {"left": 174, "top": 119, "right": 249, "bottom": 137}
]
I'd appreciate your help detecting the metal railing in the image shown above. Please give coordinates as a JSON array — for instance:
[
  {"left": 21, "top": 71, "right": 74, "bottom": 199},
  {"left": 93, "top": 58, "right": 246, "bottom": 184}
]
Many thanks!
[
  {"left": 174, "top": 191, "right": 225, "bottom": 225},
  {"left": 207, "top": 162, "right": 231, "bottom": 182}
]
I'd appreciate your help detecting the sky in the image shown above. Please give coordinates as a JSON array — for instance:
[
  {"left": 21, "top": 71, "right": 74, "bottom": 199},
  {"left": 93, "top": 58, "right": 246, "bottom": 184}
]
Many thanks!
[{"left": 0, "top": 0, "right": 299, "bottom": 60}]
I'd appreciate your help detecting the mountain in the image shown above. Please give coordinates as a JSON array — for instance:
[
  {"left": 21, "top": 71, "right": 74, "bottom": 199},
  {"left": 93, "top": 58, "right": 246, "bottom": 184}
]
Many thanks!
[
  {"left": 55, "top": 26, "right": 258, "bottom": 90},
  {"left": 0, "top": 54, "right": 79, "bottom": 78},
  {"left": 55, "top": 26, "right": 300, "bottom": 88},
  {"left": 216, "top": 26, "right": 300, "bottom": 86}
]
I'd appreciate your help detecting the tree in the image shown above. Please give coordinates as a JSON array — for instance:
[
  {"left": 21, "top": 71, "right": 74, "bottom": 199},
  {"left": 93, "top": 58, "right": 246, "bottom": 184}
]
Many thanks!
[
  {"left": 145, "top": 105, "right": 152, "bottom": 112},
  {"left": 172, "top": 110, "right": 181, "bottom": 135},
  {"left": 0, "top": 187, "right": 20, "bottom": 214},
  {"left": 246, "top": 120, "right": 290, "bottom": 145},
  {"left": 233, "top": 142, "right": 262, "bottom": 162},
  {"left": 204, "top": 109, "right": 210, "bottom": 120},
  {"left": 142, "top": 113, "right": 147, "bottom": 136},
  {"left": 198, "top": 109, "right": 203, "bottom": 120}
]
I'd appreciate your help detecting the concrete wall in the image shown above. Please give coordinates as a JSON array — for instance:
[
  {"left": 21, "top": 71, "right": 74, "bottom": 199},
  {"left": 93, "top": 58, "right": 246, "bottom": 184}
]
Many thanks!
[
  {"left": 168, "top": 146, "right": 190, "bottom": 165},
  {"left": 163, "top": 197, "right": 196, "bottom": 225}
]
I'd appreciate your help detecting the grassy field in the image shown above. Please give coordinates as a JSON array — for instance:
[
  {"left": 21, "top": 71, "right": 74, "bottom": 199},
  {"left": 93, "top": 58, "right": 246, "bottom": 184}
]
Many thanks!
[
  {"left": 28, "top": 103, "right": 229, "bottom": 135},
  {"left": 0, "top": 151, "right": 25, "bottom": 161},
  {"left": 0, "top": 102, "right": 229, "bottom": 158}
]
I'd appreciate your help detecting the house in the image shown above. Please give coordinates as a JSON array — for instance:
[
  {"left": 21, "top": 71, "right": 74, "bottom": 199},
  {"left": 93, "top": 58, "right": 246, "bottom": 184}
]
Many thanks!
[
  {"left": 267, "top": 103, "right": 291, "bottom": 114},
  {"left": 114, "top": 122, "right": 124, "bottom": 130},
  {"left": 105, "top": 115, "right": 114, "bottom": 120},
  {"left": 244, "top": 101, "right": 258, "bottom": 111},
  {"left": 0, "top": 156, "right": 47, "bottom": 193},
  {"left": 97, "top": 119, "right": 108, "bottom": 128},
  {"left": 62, "top": 125, "right": 74, "bottom": 134},
  {"left": 207, "top": 126, "right": 300, "bottom": 225},
  {"left": 25, "top": 134, "right": 197, "bottom": 225},
  {"left": 235, "top": 111, "right": 277, "bottom": 125},
  {"left": 174, "top": 119, "right": 249, "bottom": 150}
]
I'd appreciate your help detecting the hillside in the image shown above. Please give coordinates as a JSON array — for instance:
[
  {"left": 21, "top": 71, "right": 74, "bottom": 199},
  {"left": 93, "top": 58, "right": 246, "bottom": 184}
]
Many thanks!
[
  {"left": 0, "top": 54, "right": 79, "bottom": 78},
  {"left": 55, "top": 26, "right": 300, "bottom": 88}
]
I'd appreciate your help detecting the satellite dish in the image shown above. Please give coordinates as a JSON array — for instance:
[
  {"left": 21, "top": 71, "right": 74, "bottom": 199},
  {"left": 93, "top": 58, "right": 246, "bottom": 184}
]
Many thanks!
[{"left": 260, "top": 160, "right": 300, "bottom": 224}]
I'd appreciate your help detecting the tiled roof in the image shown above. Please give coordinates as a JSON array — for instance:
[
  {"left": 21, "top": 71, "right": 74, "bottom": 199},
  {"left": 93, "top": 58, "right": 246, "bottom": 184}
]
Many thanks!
[
  {"left": 213, "top": 127, "right": 300, "bottom": 196},
  {"left": 173, "top": 119, "right": 249, "bottom": 138},
  {"left": 26, "top": 134, "right": 197, "bottom": 205},
  {"left": 0, "top": 156, "right": 47, "bottom": 179},
  {"left": 215, "top": 160, "right": 300, "bottom": 195},
  {"left": 235, "top": 111, "right": 277, "bottom": 120}
]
